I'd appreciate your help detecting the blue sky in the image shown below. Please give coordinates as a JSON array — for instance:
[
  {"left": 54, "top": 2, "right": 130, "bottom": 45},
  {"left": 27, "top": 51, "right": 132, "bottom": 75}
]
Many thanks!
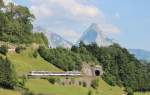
[{"left": 5, "top": 0, "right": 150, "bottom": 51}]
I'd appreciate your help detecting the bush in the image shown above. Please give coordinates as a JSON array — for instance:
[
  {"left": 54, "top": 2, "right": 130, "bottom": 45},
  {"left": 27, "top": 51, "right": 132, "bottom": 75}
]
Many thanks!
[
  {"left": 82, "top": 81, "right": 87, "bottom": 87},
  {"left": 33, "top": 50, "right": 38, "bottom": 58},
  {"left": 0, "top": 57, "right": 17, "bottom": 89},
  {"left": 88, "top": 90, "right": 94, "bottom": 95},
  {"left": 47, "top": 77, "right": 57, "bottom": 84},
  {"left": 0, "top": 45, "right": 8, "bottom": 55},
  {"left": 18, "top": 75, "right": 27, "bottom": 88},
  {"left": 15, "top": 46, "right": 26, "bottom": 53},
  {"left": 126, "top": 87, "right": 133, "bottom": 95},
  {"left": 22, "top": 89, "right": 34, "bottom": 95},
  {"left": 102, "top": 73, "right": 116, "bottom": 86},
  {"left": 91, "top": 78, "right": 99, "bottom": 89},
  {"left": 79, "top": 81, "right": 82, "bottom": 86}
]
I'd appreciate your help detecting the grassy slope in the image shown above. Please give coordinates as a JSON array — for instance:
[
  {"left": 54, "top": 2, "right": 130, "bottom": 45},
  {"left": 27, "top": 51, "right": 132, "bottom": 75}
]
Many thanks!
[
  {"left": 97, "top": 78, "right": 124, "bottom": 95},
  {"left": 134, "top": 92, "right": 150, "bottom": 95},
  {"left": 26, "top": 78, "right": 124, "bottom": 95},
  {"left": 0, "top": 88, "right": 21, "bottom": 95},
  {"left": 26, "top": 79, "right": 89, "bottom": 95},
  {"left": 7, "top": 47, "right": 62, "bottom": 76}
]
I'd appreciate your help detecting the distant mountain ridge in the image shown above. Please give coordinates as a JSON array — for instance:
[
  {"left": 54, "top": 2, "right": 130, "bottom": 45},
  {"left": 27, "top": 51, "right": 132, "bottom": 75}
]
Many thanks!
[
  {"left": 46, "top": 32, "right": 72, "bottom": 48},
  {"left": 129, "top": 49, "right": 150, "bottom": 61},
  {"left": 34, "top": 24, "right": 114, "bottom": 48},
  {"left": 34, "top": 26, "right": 72, "bottom": 48}
]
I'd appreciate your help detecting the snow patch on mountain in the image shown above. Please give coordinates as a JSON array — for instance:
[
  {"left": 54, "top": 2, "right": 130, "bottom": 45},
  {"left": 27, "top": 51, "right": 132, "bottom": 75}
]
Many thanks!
[
  {"left": 79, "top": 23, "right": 114, "bottom": 47},
  {"left": 46, "top": 32, "right": 72, "bottom": 48}
]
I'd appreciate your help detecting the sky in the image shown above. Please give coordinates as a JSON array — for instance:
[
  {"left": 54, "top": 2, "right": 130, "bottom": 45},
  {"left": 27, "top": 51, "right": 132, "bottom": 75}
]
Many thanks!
[{"left": 4, "top": 0, "right": 150, "bottom": 51}]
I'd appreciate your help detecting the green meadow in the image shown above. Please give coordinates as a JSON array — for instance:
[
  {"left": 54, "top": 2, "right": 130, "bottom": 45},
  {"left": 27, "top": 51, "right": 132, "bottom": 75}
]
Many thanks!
[
  {"left": 7, "top": 47, "right": 62, "bottom": 76},
  {"left": 134, "top": 92, "right": 150, "bottom": 95},
  {"left": 0, "top": 88, "right": 21, "bottom": 95},
  {"left": 26, "top": 78, "right": 124, "bottom": 95}
]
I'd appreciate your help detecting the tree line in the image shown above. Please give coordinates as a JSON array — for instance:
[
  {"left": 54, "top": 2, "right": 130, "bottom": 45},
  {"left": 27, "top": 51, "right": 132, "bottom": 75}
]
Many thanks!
[{"left": 38, "top": 46, "right": 98, "bottom": 71}]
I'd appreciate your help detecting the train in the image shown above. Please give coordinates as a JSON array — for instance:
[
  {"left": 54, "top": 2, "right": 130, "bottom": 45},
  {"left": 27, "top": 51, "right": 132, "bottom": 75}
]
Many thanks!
[{"left": 28, "top": 71, "right": 81, "bottom": 76}]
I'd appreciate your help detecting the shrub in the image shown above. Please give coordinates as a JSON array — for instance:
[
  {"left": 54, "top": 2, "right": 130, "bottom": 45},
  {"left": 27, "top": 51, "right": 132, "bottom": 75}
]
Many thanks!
[
  {"left": 82, "top": 81, "right": 87, "bottom": 87},
  {"left": 0, "top": 45, "right": 8, "bottom": 55},
  {"left": 47, "top": 77, "right": 56, "bottom": 84},
  {"left": 79, "top": 81, "right": 82, "bottom": 86},
  {"left": 88, "top": 90, "right": 94, "bottom": 95},
  {"left": 15, "top": 46, "right": 26, "bottom": 53},
  {"left": 125, "top": 87, "right": 133, "bottom": 95},
  {"left": 22, "top": 89, "right": 34, "bottom": 95},
  {"left": 91, "top": 78, "right": 99, "bottom": 89},
  {"left": 18, "top": 75, "right": 27, "bottom": 88},
  {"left": 0, "top": 57, "right": 17, "bottom": 89},
  {"left": 33, "top": 50, "right": 38, "bottom": 58},
  {"left": 102, "top": 73, "right": 116, "bottom": 86}
]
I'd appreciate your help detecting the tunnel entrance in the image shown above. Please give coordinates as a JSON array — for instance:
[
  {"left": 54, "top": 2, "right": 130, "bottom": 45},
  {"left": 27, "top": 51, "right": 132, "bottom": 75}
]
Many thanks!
[{"left": 95, "top": 70, "right": 100, "bottom": 76}]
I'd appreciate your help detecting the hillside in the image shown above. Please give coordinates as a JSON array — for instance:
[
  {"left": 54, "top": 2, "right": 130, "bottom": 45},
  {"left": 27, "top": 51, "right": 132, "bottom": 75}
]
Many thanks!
[
  {"left": 7, "top": 47, "right": 62, "bottom": 76},
  {"left": 134, "top": 92, "right": 150, "bottom": 95},
  {"left": 0, "top": 45, "right": 125, "bottom": 95},
  {"left": 0, "top": 88, "right": 21, "bottom": 95},
  {"left": 26, "top": 78, "right": 124, "bottom": 95}
]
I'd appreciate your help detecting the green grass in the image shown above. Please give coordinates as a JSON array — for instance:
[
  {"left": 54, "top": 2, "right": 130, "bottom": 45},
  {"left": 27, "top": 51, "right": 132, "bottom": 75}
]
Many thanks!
[
  {"left": 134, "top": 92, "right": 150, "bottom": 95},
  {"left": 96, "top": 78, "right": 124, "bottom": 95},
  {"left": 7, "top": 47, "right": 62, "bottom": 76},
  {"left": 0, "top": 88, "right": 21, "bottom": 95},
  {"left": 26, "top": 78, "right": 124, "bottom": 95},
  {"left": 26, "top": 79, "right": 89, "bottom": 95}
]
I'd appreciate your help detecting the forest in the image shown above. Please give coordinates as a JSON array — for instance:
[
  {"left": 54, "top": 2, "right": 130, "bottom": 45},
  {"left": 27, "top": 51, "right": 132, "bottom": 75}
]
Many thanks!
[
  {"left": 38, "top": 42, "right": 150, "bottom": 92},
  {"left": 74, "top": 43, "right": 150, "bottom": 92}
]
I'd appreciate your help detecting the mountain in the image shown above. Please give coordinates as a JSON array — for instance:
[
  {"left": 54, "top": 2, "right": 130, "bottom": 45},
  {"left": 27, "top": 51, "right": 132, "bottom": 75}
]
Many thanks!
[
  {"left": 129, "top": 49, "right": 150, "bottom": 61},
  {"left": 79, "top": 23, "right": 113, "bottom": 47},
  {"left": 46, "top": 32, "right": 72, "bottom": 48},
  {"left": 33, "top": 26, "right": 72, "bottom": 48}
]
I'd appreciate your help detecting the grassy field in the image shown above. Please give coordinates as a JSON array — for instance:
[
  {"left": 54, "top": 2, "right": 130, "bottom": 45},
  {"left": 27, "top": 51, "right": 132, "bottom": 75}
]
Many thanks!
[
  {"left": 134, "top": 92, "right": 150, "bottom": 95},
  {"left": 97, "top": 78, "right": 124, "bottom": 95},
  {"left": 0, "top": 88, "right": 21, "bottom": 95},
  {"left": 26, "top": 79, "right": 89, "bottom": 95},
  {"left": 26, "top": 78, "right": 124, "bottom": 95},
  {"left": 7, "top": 47, "right": 62, "bottom": 76}
]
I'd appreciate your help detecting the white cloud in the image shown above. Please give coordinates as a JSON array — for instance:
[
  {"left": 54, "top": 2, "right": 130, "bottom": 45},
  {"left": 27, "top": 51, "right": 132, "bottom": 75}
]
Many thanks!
[
  {"left": 47, "top": 26, "right": 81, "bottom": 43},
  {"left": 30, "top": 5, "right": 53, "bottom": 18},
  {"left": 3, "top": 0, "right": 12, "bottom": 5},
  {"left": 3, "top": 0, "right": 17, "bottom": 5},
  {"left": 30, "top": 0, "right": 120, "bottom": 42},
  {"left": 52, "top": 0, "right": 100, "bottom": 17},
  {"left": 59, "top": 29, "right": 80, "bottom": 43},
  {"left": 100, "top": 24, "right": 120, "bottom": 34},
  {"left": 30, "top": 0, "right": 102, "bottom": 18}
]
